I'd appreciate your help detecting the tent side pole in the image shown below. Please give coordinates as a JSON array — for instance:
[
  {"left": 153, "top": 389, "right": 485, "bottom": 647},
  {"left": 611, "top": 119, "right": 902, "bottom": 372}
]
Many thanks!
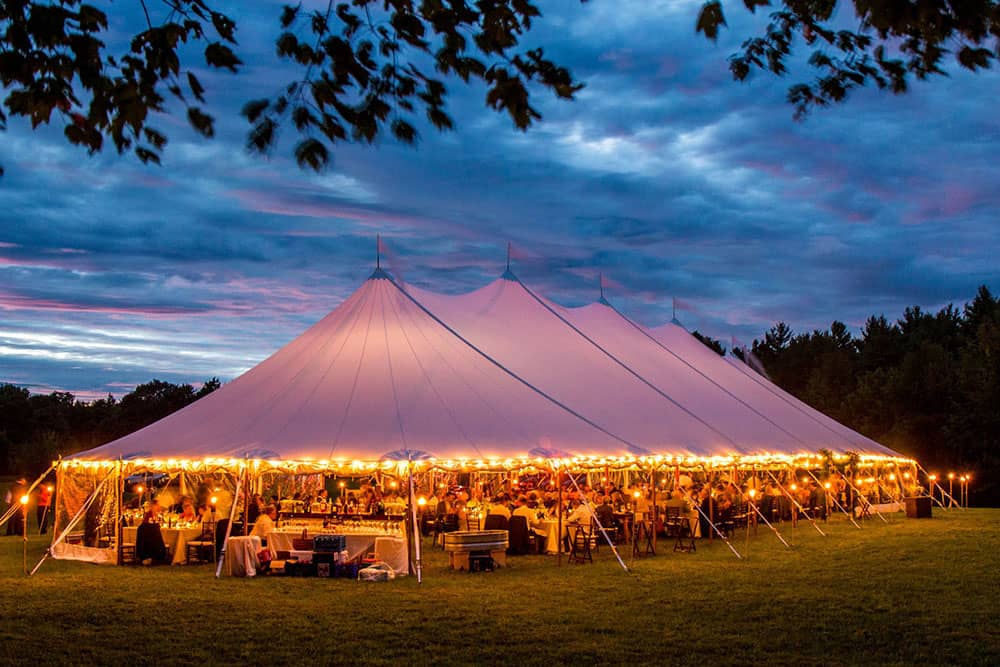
[
  {"left": 556, "top": 467, "right": 563, "bottom": 567},
  {"left": 116, "top": 460, "right": 124, "bottom": 566},
  {"left": 649, "top": 464, "right": 657, "bottom": 551},
  {"left": 805, "top": 469, "right": 860, "bottom": 528},
  {"left": 408, "top": 464, "right": 422, "bottom": 583},
  {"left": 0, "top": 462, "right": 56, "bottom": 531},
  {"left": 31, "top": 466, "right": 115, "bottom": 576},
  {"left": 215, "top": 464, "right": 245, "bottom": 578},
  {"left": 767, "top": 469, "right": 825, "bottom": 536}
]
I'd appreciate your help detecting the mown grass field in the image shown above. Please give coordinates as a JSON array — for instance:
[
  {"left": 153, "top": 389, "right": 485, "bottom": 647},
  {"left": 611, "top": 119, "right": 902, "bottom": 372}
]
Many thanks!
[{"left": 1, "top": 509, "right": 997, "bottom": 666}]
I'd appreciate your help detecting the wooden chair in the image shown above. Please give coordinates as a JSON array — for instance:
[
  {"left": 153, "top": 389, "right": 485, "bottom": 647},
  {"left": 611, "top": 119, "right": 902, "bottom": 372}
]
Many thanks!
[
  {"left": 587, "top": 519, "right": 612, "bottom": 551},
  {"left": 483, "top": 514, "right": 508, "bottom": 531},
  {"left": 631, "top": 519, "right": 655, "bottom": 558},
  {"left": 568, "top": 524, "right": 593, "bottom": 564},
  {"left": 185, "top": 520, "right": 216, "bottom": 564},
  {"left": 664, "top": 507, "right": 695, "bottom": 553},
  {"left": 120, "top": 540, "right": 137, "bottom": 565},
  {"left": 434, "top": 513, "right": 460, "bottom": 549},
  {"left": 507, "top": 515, "right": 530, "bottom": 555},
  {"left": 466, "top": 514, "right": 481, "bottom": 531}
]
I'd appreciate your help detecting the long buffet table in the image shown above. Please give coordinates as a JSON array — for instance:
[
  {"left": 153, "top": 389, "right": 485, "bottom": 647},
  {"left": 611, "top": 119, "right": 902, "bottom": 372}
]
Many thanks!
[{"left": 267, "top": 525, "right": 409, "bottom": 575}]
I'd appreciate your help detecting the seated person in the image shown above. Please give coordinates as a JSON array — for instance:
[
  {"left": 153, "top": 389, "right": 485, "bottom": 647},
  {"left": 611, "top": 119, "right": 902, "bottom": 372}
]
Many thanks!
[
  {"left": 593, "top": 496, "right": 617, "bottom": 532},
  {"left": 136, "top": 499, "right": 168, "bottom": 565},
  {"left": 511, "top": 496, "right": 547, "bottom": 551},
  {"left": 664, "top": 489, "right": 689, "bottom": 513},
  {"left": 565, "top": 499, "right": 593, "bottom": 525},
  {"left": 178, "top": 500, "right": 198, "bottom": 524},
  {"left": 486, "top": 495, "right": 511, "bottom": 519},
  {"left": 250, "top": 505, "right": 277, "bottom": 544}
]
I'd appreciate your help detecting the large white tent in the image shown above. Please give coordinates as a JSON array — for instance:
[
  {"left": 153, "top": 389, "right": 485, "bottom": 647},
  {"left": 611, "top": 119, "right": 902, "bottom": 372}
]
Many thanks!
[
  {"left": 70, "top": 267, "right": 910, "bottom": 470},
  {"left": 43, "top": 265, "right": 911, "bottom": 570}
]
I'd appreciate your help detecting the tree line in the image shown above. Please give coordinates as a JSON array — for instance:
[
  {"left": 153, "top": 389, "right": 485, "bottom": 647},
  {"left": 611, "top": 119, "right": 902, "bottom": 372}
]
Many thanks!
[
  {"left": 747, "top": 285, "right": 999, "bottom": 505},
  {"left": 0, "top": 379, "right": 219, "bottom": 476},
  {"left": 2, "top": 285, "right": 997, "bottom": 504}
]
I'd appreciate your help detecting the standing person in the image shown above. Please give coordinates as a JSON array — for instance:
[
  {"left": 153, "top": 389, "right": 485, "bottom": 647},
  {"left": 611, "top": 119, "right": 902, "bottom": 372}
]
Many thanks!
[
  {"left": 5, "top": 479, "right": 27, "bottom": 536},
  {"left": 36, "top": 483, "right": 52, "bottom": 534},
  {"left": 250, "top": 505, "right": 277, "bottom": 545}
]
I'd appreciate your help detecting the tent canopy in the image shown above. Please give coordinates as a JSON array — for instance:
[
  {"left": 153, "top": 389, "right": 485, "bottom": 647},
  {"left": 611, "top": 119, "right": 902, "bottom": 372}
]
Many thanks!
[{"left": 66, "top": 269, "right": 908, "bottom": 474}]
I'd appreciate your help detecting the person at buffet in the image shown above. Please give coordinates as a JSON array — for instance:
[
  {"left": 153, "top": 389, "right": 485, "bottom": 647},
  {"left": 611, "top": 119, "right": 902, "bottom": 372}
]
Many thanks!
[
  {"left": 136, "top": 498, "right": 168, "bottom": 565},
  {"left": 250, "top": 505, "right": 277, "bottom": 544},
  {"left": 247, "top": 493, "right": 262, "bottom": 525}
]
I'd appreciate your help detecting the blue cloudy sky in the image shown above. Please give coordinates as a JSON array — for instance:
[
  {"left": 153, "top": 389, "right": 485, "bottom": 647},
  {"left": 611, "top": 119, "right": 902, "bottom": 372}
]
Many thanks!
[{"left": 2, "top": 1, "right": 998, "bottom": 399}]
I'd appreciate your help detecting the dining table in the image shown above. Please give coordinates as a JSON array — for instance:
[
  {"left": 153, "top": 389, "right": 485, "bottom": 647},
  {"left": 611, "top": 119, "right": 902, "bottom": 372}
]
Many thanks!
[
  {"left": 222, "top": 535, "right": 262, "bottom": 577},
  {"left": 268, "top": 528, "right": 406, "bottom": 565},
  {"left": 123, "top": 524, "right": 203, "bottom": 565}
]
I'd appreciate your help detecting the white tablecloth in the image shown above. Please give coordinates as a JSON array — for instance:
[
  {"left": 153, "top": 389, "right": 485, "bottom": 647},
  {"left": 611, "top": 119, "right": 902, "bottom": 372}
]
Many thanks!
[
  {"left": 854, "top": 501, "right": 903, "bottom": 517},
  {"left": 222, "top": 535, "right": 262, "bottom": 577},
  {"left": 269, "top": 530, "right": 404, "bottom": 562},
  {"left": 541, "top": 520, "right": 561, "bottom": 554},
  {"left": 374, "top": 536, "right": 408, "bottom": 574},
  {"left": 124, "top": 525, "right": 203, "bottom": 565}
]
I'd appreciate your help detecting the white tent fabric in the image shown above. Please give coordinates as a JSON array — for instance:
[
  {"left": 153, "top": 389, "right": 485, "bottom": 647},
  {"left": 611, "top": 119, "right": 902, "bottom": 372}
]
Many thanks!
[
  {"left": 411, "top": 276, "right": 792, "bottom": 456},
  {"left": 646, "top": 321, "right": 899, "bottom": 457},
  {"left": 72, "top": 271, "right": 643, "bottom": 464},
  {"left": 69, "top": 268, "right": 902, "bottom": 465}
]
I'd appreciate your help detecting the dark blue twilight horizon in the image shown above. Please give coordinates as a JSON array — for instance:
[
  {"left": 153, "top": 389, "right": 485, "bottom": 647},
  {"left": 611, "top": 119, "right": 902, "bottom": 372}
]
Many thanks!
[{"left": 1, "top": 1, "right": 998, "bottom": 400}]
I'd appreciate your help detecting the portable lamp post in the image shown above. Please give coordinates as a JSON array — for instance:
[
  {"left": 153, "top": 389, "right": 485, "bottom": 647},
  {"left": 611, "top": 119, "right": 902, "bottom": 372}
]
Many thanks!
[
  {"left": 20, "top": 493, "right": 30, "bottom": 575},
  {"left": 948, "top": 473, "right": 955, "bottom": 507}
]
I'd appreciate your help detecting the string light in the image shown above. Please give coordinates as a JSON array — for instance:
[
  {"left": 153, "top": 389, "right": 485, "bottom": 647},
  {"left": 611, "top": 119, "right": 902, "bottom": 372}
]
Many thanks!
[{"left": 19, "top": 494, "right": 29, "bottom": 505}]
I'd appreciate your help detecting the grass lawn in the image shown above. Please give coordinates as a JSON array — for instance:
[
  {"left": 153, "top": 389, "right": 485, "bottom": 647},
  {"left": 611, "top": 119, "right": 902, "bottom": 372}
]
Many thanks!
[{"left": 1, "top": 509, "right": 998, "bottom": 666}]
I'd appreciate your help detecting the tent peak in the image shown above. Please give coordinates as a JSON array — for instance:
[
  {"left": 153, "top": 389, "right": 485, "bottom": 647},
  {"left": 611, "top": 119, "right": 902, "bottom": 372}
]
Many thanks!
[
  {"left": 501, "top": 268, "right": 519, "bottom": 282},
  {"left": 369, "top": 267, "right": 392, "bottom": 280}
]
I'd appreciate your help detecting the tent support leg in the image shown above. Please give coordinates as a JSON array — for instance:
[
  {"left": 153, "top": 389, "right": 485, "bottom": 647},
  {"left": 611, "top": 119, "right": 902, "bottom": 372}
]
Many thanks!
[
  {"left": 805, "top": 469, "right": 860, "bottom": 528},
  {"left": 408, "top": 465, "right": 422, "bottom": 584},
  {"left": 0, "top": 463, "right": 57, "bottom": 532},
  {"left": 215, "top": 464, "right": 245, "bottom": 578},
  {"left": 767, "top": 470, "right": 825, "bottom": 537}
]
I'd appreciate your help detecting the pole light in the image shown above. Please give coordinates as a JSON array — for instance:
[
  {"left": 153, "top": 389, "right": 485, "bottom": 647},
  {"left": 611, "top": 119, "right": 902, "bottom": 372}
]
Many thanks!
[{"left": 20, "top": 493, "right": 30, "bottom": 575}]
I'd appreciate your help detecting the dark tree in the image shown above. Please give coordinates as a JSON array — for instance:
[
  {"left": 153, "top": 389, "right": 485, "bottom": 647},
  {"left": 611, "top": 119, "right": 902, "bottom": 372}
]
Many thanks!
[
  {"left": 4, "top": 1, "right": 998, "bottom": 174},
  {"left": 692, "top": 330, "right": 726, "bottom": 356},
  {"left": 698, "top": 1, "right": 1000, "bottom": 118}
]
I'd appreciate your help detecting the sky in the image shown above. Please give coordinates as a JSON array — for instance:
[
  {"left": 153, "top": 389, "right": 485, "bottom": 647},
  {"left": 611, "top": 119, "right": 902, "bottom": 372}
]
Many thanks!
[{"left": 2, "top": 1, "right": 999, "bottom": 400}]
